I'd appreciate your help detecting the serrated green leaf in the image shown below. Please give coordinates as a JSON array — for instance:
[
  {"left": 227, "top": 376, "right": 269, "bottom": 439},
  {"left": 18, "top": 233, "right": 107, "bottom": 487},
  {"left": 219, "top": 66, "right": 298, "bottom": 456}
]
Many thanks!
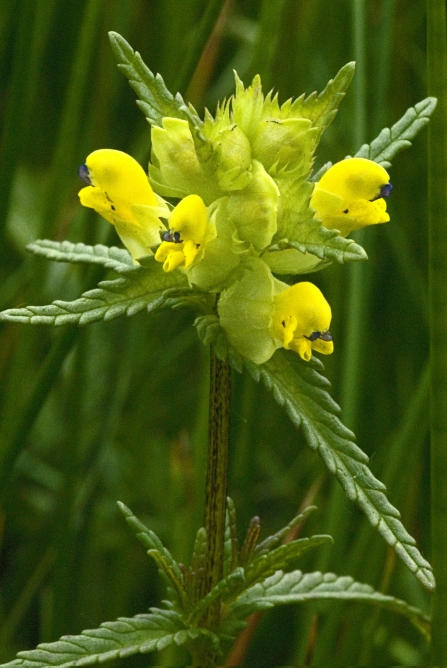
[
  {"left": 188, "top": 568, "right": 245, "bottom": 625},
  {"left": 253, "top": 505, "right": 318, "bottom": 557},
  {"left": 239, "top": 517, "right": 261, "bottom": 567},
  {"left": 0, "top": 258, "right": 192, "bottom": 326},
  {"left": 241, "top": 351, "right": 435, "bottom": 593},
  {"left": 27, "top": 239, "right": 134, "bottom": 273},
  {"left": 1, "top": 608, "right": 220, "bottom": 668},
  {"left": 266, "top": 230, "right": 367, "bottom": 271},
  {"left": 226, "top": 570, "right": 430, "bottom": 639},
  {"left": 270, "top": 177, "right": 368, "bottom": 271},
  {"left": 108, "top": 32, "right": 197, "bottom": 128},
  {"left": 223, "top": 498, "right": 239, "bottom": 577},
  {"left": 187, "top": 527, "right": 207, "bottom": 604},
  {"left": 245, "top": 536, "right": 333, "bottom": 588},
  {"left": 118, "top": 502, "right": 184, "bottom": 585},
  {"left": 355, "top": 97, "right": 437, "bottom": 168},
  {"left": 148, "top": 550, "right": 190, "bottom": 613},
  {"left": 284, "top": 62, "right": 355, "bottom": 140}
]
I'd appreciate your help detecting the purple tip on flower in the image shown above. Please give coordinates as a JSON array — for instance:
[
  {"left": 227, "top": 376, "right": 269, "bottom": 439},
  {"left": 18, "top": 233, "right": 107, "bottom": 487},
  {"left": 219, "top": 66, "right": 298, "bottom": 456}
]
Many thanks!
[
  {"left": 380, "top": 182, "right": 393, "bottom": 198},
  {"left": 78, "top": 164, "right": 92, "bottom": 185}
]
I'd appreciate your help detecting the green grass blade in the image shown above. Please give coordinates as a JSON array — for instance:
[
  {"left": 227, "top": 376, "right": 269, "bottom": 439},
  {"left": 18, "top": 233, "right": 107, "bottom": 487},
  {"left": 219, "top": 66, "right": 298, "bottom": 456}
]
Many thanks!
[{"left": 427, "top": 0, "right": 447, "bottom": 663}]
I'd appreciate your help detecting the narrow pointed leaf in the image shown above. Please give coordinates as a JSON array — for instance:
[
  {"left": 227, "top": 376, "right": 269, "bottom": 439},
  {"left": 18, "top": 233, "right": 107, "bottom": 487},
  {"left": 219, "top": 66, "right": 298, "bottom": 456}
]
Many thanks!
[
  {"left": 108, "top": 31, "right": 195, "bottom": 127},
  {"left": 2, "top": 609, "right": 219, "bottom": 667},
  {"left": 288, "top": 61, "right": 355, "bottom": 139},
  {"left": 118, "top": 502, "right": 184, "bottom": 584},
  {"left": 355, "top": 97, "right": 437, "bottom": 168},
  {"left": 245, "top": 536, "right": 333, "bottom": 588},
  {"left": 226, "top": 570, "right": 430, "bottom": 639},
  {"left": 148, "top": 551, "right": 190, "bottom": 613},
  {"left": 188, "top": 568, "right": 245, "bottom": 625},
  {"left": 253, "top": 506, "right": 318, "bottom": 557},
  {"left": 188, "top": 527, "right": 207, "bottom": 603},
  {"left": 241, "top": 351, "right": 435, "bottom": 592},
  {"left": 0, "top": 258, "right": 191, "bottom": 326},
  {"left": 27, "top": 239, "right": 134, "bottom": 273},
  {"left": 269, "top": 230, "right": 368, "bottom": 266}
]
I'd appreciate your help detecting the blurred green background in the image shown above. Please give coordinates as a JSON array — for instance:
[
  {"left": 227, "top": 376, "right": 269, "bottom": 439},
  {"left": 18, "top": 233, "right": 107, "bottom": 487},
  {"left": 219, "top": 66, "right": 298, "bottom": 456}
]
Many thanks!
[{"left": 0, "top": 0, "right": 432, "bottom": 665}]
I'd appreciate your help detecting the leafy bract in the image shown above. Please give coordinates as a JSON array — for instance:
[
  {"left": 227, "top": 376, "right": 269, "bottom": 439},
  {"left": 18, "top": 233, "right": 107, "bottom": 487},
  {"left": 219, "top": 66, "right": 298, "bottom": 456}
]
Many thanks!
[
  {"left": 27, "top": 239, "right": 134, "bottom": 273},
  {"left": 265, "top": 227, "right": 368, "bottom": 275},
  {"left": 241, "top": 350, "right": 435, "bottom": 592},
  {"left": 108, "top": 32, "right": 198, "bottom": 128},
  {"left": 0, "top": 257, "right": 214, "bottom": 327},
  {"left": 266, "top": 61, "right": 356, "bottom": 141},
  {"left": 355, "top": 97, "right": 437, "bottom": 168},
  {"left": 225, "top": 570, "right": 430, "bottom": 639},
  {"left": 1, "top": 609, "right": 220, "bottom": 668}
]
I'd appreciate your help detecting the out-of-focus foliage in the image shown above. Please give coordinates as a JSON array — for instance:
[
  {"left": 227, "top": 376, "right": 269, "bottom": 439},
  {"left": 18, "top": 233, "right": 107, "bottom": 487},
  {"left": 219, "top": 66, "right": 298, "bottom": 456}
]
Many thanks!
[{"left": 0, "top": 1, "right": 432, "bottom": 665}]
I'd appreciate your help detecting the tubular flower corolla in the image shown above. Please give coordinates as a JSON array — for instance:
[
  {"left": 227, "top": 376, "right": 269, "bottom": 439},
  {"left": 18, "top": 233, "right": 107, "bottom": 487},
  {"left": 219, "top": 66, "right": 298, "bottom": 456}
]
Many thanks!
[
  {"left": 310, "top": 157, "right": 392, "bottom": 236},
  {"left": 78, "top": 149, "right": 167, "bottom": 262},
  {"left": 154, "top": 194, "right": 211, "bottom": 272},
  {"left": 270, "top": 282, "right": 333, "bottom": 362}
]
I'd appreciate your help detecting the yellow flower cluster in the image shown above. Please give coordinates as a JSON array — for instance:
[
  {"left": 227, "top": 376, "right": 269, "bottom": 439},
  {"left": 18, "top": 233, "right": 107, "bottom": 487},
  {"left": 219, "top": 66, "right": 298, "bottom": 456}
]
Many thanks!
[{"left": 78, "top": 149, "right": 392, "bottom": 363}]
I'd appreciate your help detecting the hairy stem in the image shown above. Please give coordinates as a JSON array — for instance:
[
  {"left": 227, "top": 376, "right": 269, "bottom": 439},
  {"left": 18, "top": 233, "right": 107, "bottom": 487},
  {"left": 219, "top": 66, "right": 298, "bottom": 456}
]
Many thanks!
[{"left": 192, "top": 348, "right": 231, "bottom": 668}]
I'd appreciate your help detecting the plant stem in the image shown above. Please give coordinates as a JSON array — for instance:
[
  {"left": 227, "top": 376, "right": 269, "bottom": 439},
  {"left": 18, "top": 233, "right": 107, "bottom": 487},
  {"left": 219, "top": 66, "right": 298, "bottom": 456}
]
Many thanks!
[
  {"left": 193, "top": 348, "right": 231, "bottom": 666},
  {"left": 201, "top": 349, "right": 232, "bottom": 619}
]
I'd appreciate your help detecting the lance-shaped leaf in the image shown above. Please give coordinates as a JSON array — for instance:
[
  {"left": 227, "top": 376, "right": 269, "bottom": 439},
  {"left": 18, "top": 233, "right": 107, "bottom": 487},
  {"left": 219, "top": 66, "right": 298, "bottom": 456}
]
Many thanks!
[
  {"left": 223, "top": 498, "right": 239, "bottom": 576},
  {"left": 117, "top": 502, "right": 188, "bottom": 611},
  {"left": 0, "top": 258, "right": 196, "bottom": 326},
  {"left": 279, "top": 61, "right": 356, "bottom": 140},
  {"left": 225, "top": 570, "right": 431, "bottom": 639},
  {"left": 244, "top": 536, "right": 333, "bottom": 588},
  {"left": 312, "top": 97, "right": 437, "bottom": 181},
  {"left": 253, "top": 505, "right": 318, "bottom": 557},
  {"left": 264, "top": 230, "right": 367, "bottom": 275},
  {"left": 242, "top": 351, "right": 435, "bottom": 592},
  {"left": 355, "top": 97, "right": 437, "bottom": 168},
  {"left": 245, "top": 535, "right": 334, "bottom": 586},
  {"left": 108, "top": 32, "right": 198, "bottom": 128},
  {"left": 1, "top": 609, "right": 220, "bottom": 668},
  {"left": 188, "top": 568, "right": 245, "bottom": 626},
  {"left": 27, "top": 239, "right": 134, "bottom": 274}
]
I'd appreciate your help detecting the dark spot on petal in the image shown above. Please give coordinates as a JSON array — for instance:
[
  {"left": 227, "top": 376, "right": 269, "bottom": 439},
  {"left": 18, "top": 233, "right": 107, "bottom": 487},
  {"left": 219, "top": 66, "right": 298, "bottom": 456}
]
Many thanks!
[{"left": 111, "top": 205, "right": 116, "bottom": 211}]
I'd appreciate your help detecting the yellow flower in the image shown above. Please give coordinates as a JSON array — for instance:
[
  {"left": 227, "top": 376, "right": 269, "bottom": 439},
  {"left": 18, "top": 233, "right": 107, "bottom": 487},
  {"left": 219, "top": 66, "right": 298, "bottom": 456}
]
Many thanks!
[
  {"left": 270, "top": 282, "right": 333, "bottom": 362},
  {"left": 310, "top": 157, "right": 392, "bottom": 236},
  {"left": 78, "top": 149, "right": 167, "bottom": 262},
  {"left": 154, "top": 194, "right": 211, "bottom": 272}
]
